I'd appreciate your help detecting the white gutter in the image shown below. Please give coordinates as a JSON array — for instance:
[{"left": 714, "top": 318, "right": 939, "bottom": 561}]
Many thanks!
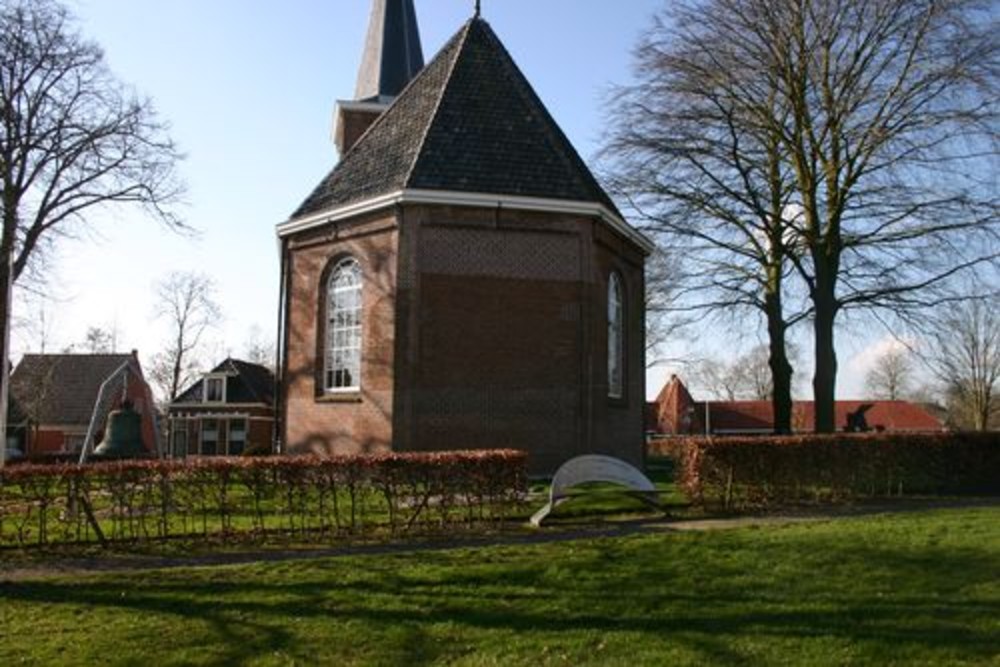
[{"left": 276, "top": 189, "right": 655, "bottom": 254}]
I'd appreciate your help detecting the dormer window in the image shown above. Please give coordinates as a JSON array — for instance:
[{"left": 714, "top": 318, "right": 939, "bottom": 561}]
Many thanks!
[{"left": 204, "top": 376, "right": 225, "bottom": 403}]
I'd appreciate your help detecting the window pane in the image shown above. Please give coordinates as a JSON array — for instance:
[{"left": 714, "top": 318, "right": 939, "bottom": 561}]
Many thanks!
[
  {"left": 608, "top": 273, "right": 624, "bottom": 398},
  {"left": 325, "top": 259, "right": 363, "bottom": 390},
  {"left": 206, "top": 378, "right": 224, "bottom": 402},
  {"left": 228, "top": 419, "right": 246, "bottom": 456},
  {"left": 201, "top": 419, "right": 219, "bottom": 456}
]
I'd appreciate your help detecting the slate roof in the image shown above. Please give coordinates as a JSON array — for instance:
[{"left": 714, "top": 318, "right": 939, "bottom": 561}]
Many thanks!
[
  {"left": 293, "top": 17, "right": 619, "bottom": 220},
  {"left": 355, "top": 0, "right": 424, "bottom": 101},
  {"left": 9, "top": 354, "right": 141, "bottom": 426},
  {"left": 172, "top": 359, "right": 275, "bottom": 407}
]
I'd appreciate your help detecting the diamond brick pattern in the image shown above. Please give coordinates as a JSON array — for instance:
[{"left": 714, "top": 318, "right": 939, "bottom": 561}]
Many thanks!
[{"left": 420, "top": 227, "right": 579, "bottom": 282}]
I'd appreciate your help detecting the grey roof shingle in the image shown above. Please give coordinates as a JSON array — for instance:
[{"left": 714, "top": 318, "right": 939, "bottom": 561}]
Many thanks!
[
  {"left": 292, "top": 18, "right": 619, "bottom": 220},
  {"left": 9, "top": 354, "right": 140, "bottom": 426},
  {"left": 172, "top": 359, "right": 275, "bottom": 407}
]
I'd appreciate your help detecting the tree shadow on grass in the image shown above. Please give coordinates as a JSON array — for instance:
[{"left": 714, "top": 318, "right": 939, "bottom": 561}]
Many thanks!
[{"left": 1, "top": 529, "right": 998, "bottom": 664}]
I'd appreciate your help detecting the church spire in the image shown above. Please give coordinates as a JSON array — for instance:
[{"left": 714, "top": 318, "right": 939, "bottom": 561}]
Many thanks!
[{"left": 355, "top": 0, "right": 424, "bottom": 103}]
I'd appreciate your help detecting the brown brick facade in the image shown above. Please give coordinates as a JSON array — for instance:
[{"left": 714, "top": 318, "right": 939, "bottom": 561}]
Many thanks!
[
  {"left": 283, "top": 212, "right": 398, "bottom": 455},
  {"left": 281, "top": 203, "right": 645, "bottom": 474},
  {"left": 335, "top": 107, "right": 384, "bottom": 155},
  {"left": 167, "top": 405, "right": 274, "bottom": 457}
]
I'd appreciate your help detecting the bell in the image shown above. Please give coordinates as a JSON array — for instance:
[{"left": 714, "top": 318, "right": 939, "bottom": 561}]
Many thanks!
[{"left": 94, "top": 402, "right": 145, "bottom": 459}]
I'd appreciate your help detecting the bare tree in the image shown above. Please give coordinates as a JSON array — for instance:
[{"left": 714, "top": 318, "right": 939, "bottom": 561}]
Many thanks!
[
  {"left": 11, "top": 290, "right": 56, "bottom": 353},
  {"left": 605, "top": 3, "right": 809, "bottom": 433},
  {"left": 692, "top": 343, "right": 803, "bottom": 401},
  {"left": 150, "top": 272, "right": 220, "bottom": 402},
  {"left": 609, "top": 0, "right": 999, "bottom": 432},
  {"left": 733, "top": 344, "right": 806, "bottom": 401},
  {"left": 81, "top": 326, "right": 113, "bottom": 353},
  {"left": 0, "top": 0, "right": 184, "bottom": 409},
  {"left": 9, "top": 355, "right": 57, "bottom": 453},
  {"left": 645, "top": 246, "right": 689, "bottom": 367},
  {"left": 242, "top": 324, "right": 275, "bottom": 371},
  {"left": 759, "top": 0, "right": 998, "bottom": 431},
  {"left": 927, "top": 297, "right": 1000, "bottom": 431},
  {"left": 690, "top": 358, "right": 744, "bottom": 401},
  {"left": 865, "top": 347, "right": 914, "bottom": 401}
]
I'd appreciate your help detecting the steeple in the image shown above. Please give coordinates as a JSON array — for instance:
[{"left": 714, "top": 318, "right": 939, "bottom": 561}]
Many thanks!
[
  {"left": 333, "top": 0, "right": 425, "bottom": 155},
  {"left": 355, "top": 0, "right": 424, "bottom": 102}
]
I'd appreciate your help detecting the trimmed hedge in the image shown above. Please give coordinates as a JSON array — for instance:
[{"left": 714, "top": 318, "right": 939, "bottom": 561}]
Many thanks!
[
  {"left": 0, "top": 450, "right": 527, "bottom": 549},
  {"left": 651, "top": 433, "right": 1000, "bottom": 509}
]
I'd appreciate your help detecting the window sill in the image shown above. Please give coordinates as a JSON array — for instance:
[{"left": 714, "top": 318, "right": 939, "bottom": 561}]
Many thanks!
[{"left": 317, "top": 392, "right": 363, "bottom": 404}]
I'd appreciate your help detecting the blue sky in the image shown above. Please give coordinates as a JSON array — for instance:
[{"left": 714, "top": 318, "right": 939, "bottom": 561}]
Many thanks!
[{"left": 11, "top": 0, "right": 889, "bottom": 400}]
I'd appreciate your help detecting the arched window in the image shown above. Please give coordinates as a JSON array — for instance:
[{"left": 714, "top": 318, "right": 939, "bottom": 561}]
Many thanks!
[
  {"left": 608, "top": 272, "right": 624, "bottom": 399},
  {"left": 325, "top": 257, "right": 362, "bottom": 391}
]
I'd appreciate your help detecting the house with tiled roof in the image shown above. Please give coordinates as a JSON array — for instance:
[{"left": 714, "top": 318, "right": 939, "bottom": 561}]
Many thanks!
[
  {"left": 8, "top": 352, "right": 158, "bottom": 457},
  {"left": 166, "top": 358, "right": 275, "bottom": 457},
  {"left": 276, "top": 1, "right": 652, "bottom": 474},
  {"left": 648, "top": 375, "right": 946, "bottom": 436}
]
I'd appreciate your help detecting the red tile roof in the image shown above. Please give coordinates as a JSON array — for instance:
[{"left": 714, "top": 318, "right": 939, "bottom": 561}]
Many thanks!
[
  {"left": 705, "top": 400, "right": 945, "bottom": 434},
  {"left": 649, "top": 377, "right": 945, "bottom": 435}
]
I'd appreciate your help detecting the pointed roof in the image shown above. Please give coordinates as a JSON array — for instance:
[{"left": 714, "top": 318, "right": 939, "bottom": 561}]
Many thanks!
[
  {"left": 9, "top": 354, "right": 143, "bottom": 425},
  {"left": 172, "top": 359, "right": 275, "bottom": 406},
  {"left": 292, "top": 17, "right": 620, "bottom": 221},
  {"left": 355, "top": 0, "right": 424, "bottom": 102}
]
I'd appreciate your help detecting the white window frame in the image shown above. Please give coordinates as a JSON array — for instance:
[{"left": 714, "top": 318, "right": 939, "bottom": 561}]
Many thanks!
[
  {"left": 227, "top": 418, "right": 247, "bottom": 456},
  {"left": 608, "top": 272, "right": 625, "bottom": 399},
  {"left": 200, "top": 418, "right": 220, "bottom": 456},
  {"left": 203, "top": 375, "right": 227, "bottom": 403},
  {"left": 325, "top": 257, "right": 363, "bottom": 393}
]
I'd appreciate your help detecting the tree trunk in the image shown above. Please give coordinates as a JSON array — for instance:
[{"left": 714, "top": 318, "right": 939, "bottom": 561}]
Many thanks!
[
  {"left": 0, "top": 251, "right": 9, "bottom": 429},
  {"left": 765, "top": 288, "right": 793, "bottom": 435},
  {"left": 813, "top": 276, "right": 838, "bottom": 433},
  {"left": 0, "top": 204, "right": 16, "bottom": 445}
]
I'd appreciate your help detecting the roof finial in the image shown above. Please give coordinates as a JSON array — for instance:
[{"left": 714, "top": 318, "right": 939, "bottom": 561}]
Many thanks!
[{"left": 475, "top": 0, "right": 481, "bottom": 18}]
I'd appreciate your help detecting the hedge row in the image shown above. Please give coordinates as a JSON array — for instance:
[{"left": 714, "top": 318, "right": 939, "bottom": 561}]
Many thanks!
[
  {"left": 0, "top": 450, "right": 527, "bottom": 549},
  {"left": 651, "top": 433, "right": 1000, "bottom": 509}
]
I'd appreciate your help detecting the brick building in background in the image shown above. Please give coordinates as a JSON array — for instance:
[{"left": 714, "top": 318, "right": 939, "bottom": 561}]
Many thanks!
[
  {"left": 8, "top": 352, "right": 158, "bottom": 457},
  {"left": 166, "top": 359, "right": 275, "bottom": 458},
  {"left": 276, "top": 2, "right": 652, "bottom": 474},
  {"left": 648, "top": 375, "right": 946, "bottom": 436}
]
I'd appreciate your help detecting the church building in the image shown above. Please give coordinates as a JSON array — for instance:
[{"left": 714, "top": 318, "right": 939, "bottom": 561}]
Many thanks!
[{"left": 275, "top": 1, "right": 652, "bottom": 474}]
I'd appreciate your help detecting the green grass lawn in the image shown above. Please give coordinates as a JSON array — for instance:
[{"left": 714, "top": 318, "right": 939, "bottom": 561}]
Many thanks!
[{"left": 1, "top": 507, "right": 998, "bottom": 666}]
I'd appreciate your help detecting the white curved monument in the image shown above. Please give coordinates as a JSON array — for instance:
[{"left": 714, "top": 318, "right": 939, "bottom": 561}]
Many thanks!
[{"left": 530, "top": 455, "right": 662, "bottom": 527}]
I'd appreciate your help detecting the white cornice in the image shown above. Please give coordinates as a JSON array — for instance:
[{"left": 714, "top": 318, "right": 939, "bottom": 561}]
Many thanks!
[
  {"left": 336, "top": 99, "right": 391, "bottom": 114},
  {"left": 276, "top": 189, "right": 654, "bottom": 254}
]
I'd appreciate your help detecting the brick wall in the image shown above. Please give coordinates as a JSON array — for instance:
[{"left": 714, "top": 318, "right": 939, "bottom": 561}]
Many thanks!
[
  {"left": 336, "top": 107, "right": 383, "bottom": 154},
  {"left": 26, "top": 370, "right": 158, "bottom": 456},
  {"left": 282, "top": 212, "right": 398, "bottom": 455},
  {"left": 280, "top": 203, "right": 646, "bottom": 474},
  {"left": 589, "top": 222, "right": 646, "bottom": 468},
  {"left": 394, "top": 204, "right": 645, "bottom": 474}
]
